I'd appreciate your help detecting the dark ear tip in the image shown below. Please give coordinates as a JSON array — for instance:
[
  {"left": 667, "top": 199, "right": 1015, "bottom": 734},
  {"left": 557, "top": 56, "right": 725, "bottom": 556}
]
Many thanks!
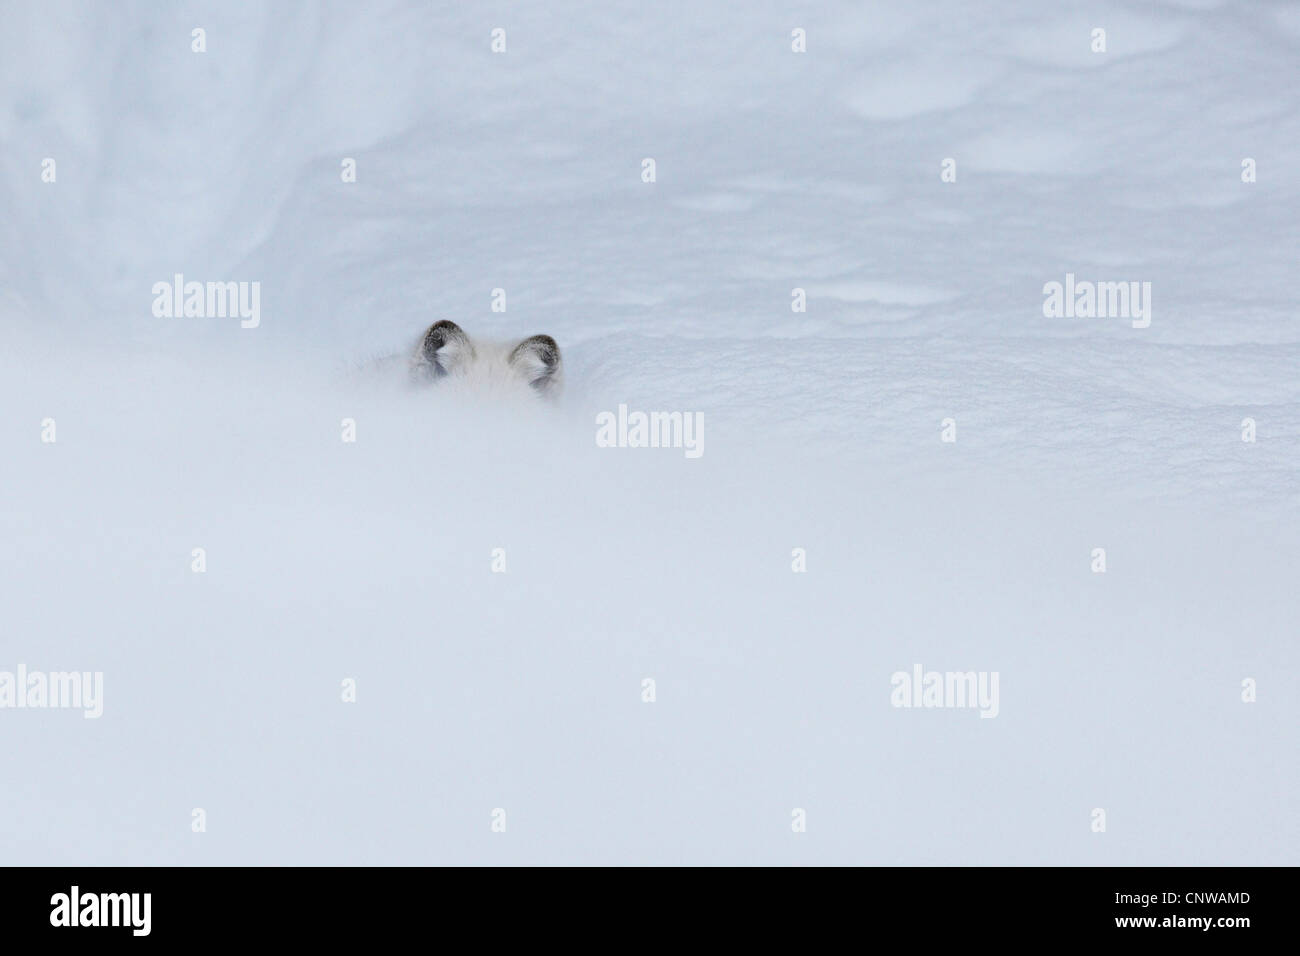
[
  {"left": 424, "top": 319, "right": 463, "bottom": 342},
  {"left": 524, "top": 334, "right": 561, "bottom": 367},
  {"left": 422, "top": 320, "right": 465, "bottom": 358}
]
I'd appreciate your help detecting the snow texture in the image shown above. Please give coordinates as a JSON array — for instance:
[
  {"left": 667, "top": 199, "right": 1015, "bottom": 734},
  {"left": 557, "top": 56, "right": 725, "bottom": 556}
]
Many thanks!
[{"left": 0, "top": 0, "right": 1296, "bottom": 864}]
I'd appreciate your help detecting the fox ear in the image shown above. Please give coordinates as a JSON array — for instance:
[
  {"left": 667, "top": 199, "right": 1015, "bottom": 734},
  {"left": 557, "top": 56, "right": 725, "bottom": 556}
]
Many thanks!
[
  {"left": 416, "top": 320, "right": 473, "bottom": 377},
  {"left": 509, "top": 334, "right": 562, "bottom": 395}
]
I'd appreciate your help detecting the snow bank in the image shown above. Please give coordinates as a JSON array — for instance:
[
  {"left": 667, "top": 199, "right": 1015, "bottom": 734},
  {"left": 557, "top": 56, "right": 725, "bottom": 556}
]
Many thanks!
[{"left": 1, "top": 0, "right": 1295, "bottom": 864}]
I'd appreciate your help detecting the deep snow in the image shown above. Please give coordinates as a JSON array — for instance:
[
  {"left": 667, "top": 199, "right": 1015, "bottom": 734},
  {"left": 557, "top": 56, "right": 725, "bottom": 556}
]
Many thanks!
[{"left": 0, "top": 0, "right": 1296, "bottom": 864}]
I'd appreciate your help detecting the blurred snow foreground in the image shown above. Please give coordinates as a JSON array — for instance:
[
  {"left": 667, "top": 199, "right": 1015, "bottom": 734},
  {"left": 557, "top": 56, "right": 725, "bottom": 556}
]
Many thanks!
[{"left": 1, "top": 1, "right": 1297, "bottom": 865}]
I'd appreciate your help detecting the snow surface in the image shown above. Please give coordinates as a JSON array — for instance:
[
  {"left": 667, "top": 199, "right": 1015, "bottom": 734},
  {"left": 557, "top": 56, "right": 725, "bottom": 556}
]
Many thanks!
[{"left": 1, "top": 0, "right": 1296, "bottom": 864}]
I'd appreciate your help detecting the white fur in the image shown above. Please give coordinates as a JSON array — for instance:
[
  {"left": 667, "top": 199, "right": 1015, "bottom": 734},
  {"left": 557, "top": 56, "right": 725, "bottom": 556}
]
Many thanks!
[{"left": 407, "top": 324, "right": 562, "bottom": 402}]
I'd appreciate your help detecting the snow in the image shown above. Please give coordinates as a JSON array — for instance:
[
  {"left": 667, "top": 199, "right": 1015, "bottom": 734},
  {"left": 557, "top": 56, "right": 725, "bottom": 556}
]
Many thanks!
[{"left": 1, "top": 0, "right": 1296, "bottom": 864}]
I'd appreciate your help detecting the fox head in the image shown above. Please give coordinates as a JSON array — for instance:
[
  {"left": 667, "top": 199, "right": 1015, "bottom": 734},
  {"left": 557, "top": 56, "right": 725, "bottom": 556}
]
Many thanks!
[{"left": 410, "top": 320, "right": 562, "bottom": 399}]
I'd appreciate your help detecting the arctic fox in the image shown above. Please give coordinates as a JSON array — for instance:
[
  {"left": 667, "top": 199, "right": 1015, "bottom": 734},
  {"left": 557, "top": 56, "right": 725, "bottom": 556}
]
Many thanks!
[{"left": 406, "top": 320, "right": 562, "bottom": 400}]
